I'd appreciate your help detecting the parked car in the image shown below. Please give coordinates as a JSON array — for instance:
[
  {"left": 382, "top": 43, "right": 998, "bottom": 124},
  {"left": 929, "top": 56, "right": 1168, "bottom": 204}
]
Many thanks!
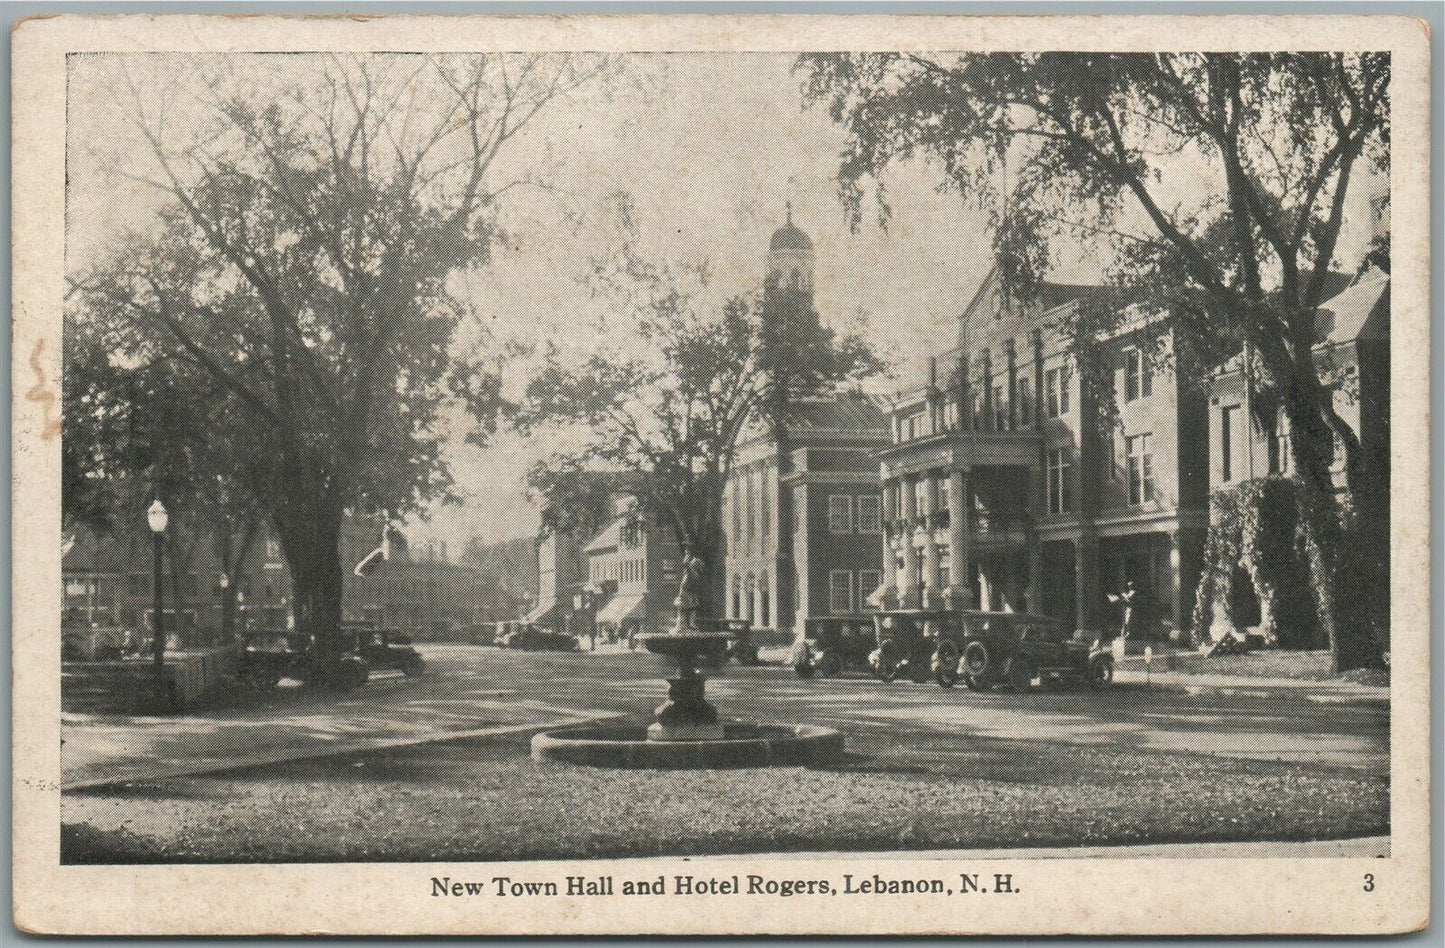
[
  {"left": 869, "top": 610, "right": 968, "bottom": 684},
  {"left": 792, "top": 616, "right": 879, "bottom": 678},
  {"left": 501, "top": 624, "right": 578, "bottom": 652},
  {"left": 953, "top": 612, "right": 1113, "bottom": 691},
  {"left": 695, "top": 617, "right": 760, "bottom": 666},
  {"left": 236, "top": 628, "right": 310, "bottom": 690},
  {"left": 345, "top": 627, "right": 424, "bottom": 677}
]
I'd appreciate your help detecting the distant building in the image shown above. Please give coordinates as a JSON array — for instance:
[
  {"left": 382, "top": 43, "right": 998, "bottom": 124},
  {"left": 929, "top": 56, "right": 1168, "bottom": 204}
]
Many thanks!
[
  {"left": 63, "top": 511, "right": 510, "bottom": 643},
  {"left": 527, "top": 477, "right": 614, "bottom": 634},
  {"left": 721, "top": 212, "right": 890, "bottom": 634},
  {"left": 583, "top": 495, "right": 683, "bottom": 639},
  {"left": 63, "top": 513, "right": 300, "bottom": 644}
]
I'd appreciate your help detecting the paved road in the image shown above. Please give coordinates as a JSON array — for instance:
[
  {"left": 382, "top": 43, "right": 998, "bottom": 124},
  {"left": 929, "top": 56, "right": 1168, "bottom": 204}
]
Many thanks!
[{"left": 61, "top": 644, "right": 1389, "bottom": 789}]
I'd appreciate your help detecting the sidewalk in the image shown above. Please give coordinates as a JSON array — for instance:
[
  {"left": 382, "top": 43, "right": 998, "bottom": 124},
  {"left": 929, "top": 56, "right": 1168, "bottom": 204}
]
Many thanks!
[
  {"left": 719, "top": 835, "right": 1391, "bottom": 861},
  {"left": 1113, "top": 668, "right": 1389, "bottom": 703}
]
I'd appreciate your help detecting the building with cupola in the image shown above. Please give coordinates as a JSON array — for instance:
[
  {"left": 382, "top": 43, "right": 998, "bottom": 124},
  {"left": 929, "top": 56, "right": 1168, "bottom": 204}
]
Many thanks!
[{"left": 721, "top": 211, "right": 890, "bottom": 637}]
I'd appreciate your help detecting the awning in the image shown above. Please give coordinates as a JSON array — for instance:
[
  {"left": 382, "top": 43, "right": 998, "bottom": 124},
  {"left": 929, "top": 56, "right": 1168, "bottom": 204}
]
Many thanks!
[
  {"left": 525, "top": 602, "right": 559, "bottom": 626},
  {"left": 595, "top": 592, "right": 647, "bottom": 626}
]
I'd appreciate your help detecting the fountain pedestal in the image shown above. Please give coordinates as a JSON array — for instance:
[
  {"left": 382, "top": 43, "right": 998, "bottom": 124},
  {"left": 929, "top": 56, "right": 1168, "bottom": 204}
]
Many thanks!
[
  {"left": 640, "top": 629, "right": 731, "bottom": 741},
  {"left": 530, "top": 575, "right": 844, "bottom": 768},
  {"left": 649, "top": 670, "right": 723, "bottom": 741}
]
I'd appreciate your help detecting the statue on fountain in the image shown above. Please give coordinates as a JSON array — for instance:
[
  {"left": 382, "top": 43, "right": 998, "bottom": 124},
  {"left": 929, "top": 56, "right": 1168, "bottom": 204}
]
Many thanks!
[{"left": 671, "top": 547, "right": 705, "bottom": 632}]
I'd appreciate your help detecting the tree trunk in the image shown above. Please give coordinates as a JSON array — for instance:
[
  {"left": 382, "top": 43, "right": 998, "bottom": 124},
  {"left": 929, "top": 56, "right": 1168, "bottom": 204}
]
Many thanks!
[
  {"left": 275, "top": 497, "right": 346, "bottom": 686},
  {"left": 1282, "top": 358, "right": 1383, "bottom": 673}
]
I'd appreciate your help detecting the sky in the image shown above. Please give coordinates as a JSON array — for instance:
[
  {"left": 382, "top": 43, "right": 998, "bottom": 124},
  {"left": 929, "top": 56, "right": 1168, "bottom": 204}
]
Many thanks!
[{"left": 66, "top": 53, "right": 1383, "bottom": 554}]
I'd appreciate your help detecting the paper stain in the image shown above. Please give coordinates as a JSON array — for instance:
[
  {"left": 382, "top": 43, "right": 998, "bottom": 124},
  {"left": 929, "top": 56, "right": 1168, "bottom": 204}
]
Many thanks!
[{"left": 25, "top": 339, "right": 62, "bottom": 441}]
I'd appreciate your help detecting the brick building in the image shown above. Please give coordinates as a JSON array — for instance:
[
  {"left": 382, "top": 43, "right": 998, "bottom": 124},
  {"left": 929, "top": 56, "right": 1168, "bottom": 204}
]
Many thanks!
[
  {"left": 721, "top": 214, "right": 891, "bottom": 634},
  {"left": 582, "top": 495, "right": 683, "bottom": 639}
]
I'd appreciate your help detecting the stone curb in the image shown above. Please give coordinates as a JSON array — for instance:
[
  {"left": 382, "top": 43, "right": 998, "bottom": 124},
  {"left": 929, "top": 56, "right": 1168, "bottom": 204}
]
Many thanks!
[{"left": 531, "top": 723, "right": 845, "bottom": 769}]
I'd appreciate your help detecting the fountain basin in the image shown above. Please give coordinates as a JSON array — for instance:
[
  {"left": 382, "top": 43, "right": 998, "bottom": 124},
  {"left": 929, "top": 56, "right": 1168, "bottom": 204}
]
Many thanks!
[{"left": 530, "top": 723, "right": 844, "bottom": 769}]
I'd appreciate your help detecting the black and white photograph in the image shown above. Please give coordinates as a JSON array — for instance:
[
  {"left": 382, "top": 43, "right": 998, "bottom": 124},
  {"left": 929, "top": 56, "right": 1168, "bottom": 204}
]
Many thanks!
[{"left": 12, "top": 12, "right": 1431, "bottom": 937}]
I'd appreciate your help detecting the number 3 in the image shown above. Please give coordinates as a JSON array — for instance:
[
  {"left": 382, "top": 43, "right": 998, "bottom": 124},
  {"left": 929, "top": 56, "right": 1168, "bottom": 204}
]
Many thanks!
[{"left": 1363, "top": 873, "right": 1375, "bottom": 892}]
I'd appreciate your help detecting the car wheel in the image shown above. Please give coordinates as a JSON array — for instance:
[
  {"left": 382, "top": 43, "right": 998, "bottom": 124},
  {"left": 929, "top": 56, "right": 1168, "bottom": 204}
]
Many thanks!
[
  {"left": 934, "top": 640, "right": 961, "bottom": 688},
  {"left": 874, "top": 639, "right": 901, "bottom": 682},
  {"left": 962, "top": 641, "right": 992, "bottom": 681},
  {"left": 1005, "top": 658, "right": 1035, "bottom": 693},
  {"left": 794, "top": 660, "right": 816, "bottom": 679},
  {"left": 908, "top": 657, "right": 931, "bottom": 684},
  {"left": 963, "top": 673, "right": 987, "bottom": 691},
  {"left": 1087, "top": 654, "right": 1114, "bottom": 689},
  {"left": 817, "top": 652, "right": 842, "bottom": 678}
]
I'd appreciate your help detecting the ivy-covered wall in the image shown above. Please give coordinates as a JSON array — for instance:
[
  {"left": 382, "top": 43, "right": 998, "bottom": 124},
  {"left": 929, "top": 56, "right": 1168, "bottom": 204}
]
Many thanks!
[{"left": 1190, "top": 477, "right": 1324, "bottom": 648}]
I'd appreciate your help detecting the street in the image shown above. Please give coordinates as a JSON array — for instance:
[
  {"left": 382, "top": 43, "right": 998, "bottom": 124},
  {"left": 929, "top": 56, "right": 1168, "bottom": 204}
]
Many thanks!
[{"left": 62, "top": 644, "right": 1389, "bottom": 863}]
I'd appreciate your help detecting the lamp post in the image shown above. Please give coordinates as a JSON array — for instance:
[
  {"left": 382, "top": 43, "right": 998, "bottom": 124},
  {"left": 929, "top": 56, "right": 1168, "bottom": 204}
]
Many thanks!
[
  {"left": 218, "top": 572, "right": 231, "bottom": 648},
  {"left": 146, "top": 499, "right": 169, "bottom": 699}
]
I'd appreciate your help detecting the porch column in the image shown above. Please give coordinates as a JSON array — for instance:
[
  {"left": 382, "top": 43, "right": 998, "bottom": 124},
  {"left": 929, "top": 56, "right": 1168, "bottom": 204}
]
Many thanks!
[
  {"left": 1004, "top": 338, "right": 1018, "bottom": 431},
  {"left": 899, "top": 476, "right": 920, "bottom": 607},
  {"left": 945, "top": 469, "right": 971, "bottom": 609},
  {"left": 1027, "top": 535, "right": 1043, "bottom": 614},
  {"left": 1074, "top": 532, "right": 1100, "bottom": 637},
  {"left": 1167, "top": 530, "right": 1183, "bottom": 641},
  {"left": 921, "top": 473, "right": 941, "bottom": 606}
]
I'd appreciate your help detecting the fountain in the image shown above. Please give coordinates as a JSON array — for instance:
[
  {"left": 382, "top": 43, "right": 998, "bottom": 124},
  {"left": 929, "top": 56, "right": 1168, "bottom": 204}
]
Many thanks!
[{"left": 531, "top": 550, "right": 843, "bottom": 768}]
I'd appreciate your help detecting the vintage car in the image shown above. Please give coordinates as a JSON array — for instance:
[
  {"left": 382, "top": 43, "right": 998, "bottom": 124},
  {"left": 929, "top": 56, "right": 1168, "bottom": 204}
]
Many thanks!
[
  {"left": 792, "top": 616, "right": 882, "bottom": 678},
  {"left": 347, "top": 627, "right": 425, "bottom": 677},
  {"left": 953, "top": 612, "right": 1114, "bottom": 691},
  {"left": 236, "top": 628, "right": 311, "bottom": 690},
  {"left": 500, "top": 624, "right": 578, "bottom": 652},
  {"left": 869, "top": 610, "right": 968, "bottom": 684},
  {"left": 695, "top": 617, "right": 760, "bottom": 666}
]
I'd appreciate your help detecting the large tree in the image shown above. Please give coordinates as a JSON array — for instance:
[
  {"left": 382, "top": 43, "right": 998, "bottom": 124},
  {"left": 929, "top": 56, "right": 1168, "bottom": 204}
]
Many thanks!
[
  {"left": 800, "top": 51, "right": 1389, "bottom": 670},
  {"left": 68, "top": 53, "right": 611, "bottom": 681},
  {"left": 512, "top": 252, "right": 879, "bottom": 615}
]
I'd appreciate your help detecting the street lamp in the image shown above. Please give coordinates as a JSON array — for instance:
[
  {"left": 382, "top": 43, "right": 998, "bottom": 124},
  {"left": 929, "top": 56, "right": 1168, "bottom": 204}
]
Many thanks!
[{"left": 146, "top": 499, "right": 168, "bottom": 701}]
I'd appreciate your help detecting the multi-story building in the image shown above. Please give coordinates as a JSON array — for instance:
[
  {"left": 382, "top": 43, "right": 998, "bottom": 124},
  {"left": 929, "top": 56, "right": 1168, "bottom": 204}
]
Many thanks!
[
  {"left": 526, "top": 480, "right": 615, "bottom": 635},
  {"left": 583, "top": 495, "right": 684, "bottom": 639},
  {"left": 63, "top": 513, "right": 302, "bottom": 643},
  {"left": 720, "top": 213, "right": 891, "bottom": 635},
  {"left": 877, "top": 268, "right": 1211, "bottom": 639}
]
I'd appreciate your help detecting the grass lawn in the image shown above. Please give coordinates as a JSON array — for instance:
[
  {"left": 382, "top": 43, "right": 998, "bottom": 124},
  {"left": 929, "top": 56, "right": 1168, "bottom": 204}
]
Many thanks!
[{"left": 62, "top": 724, "right": 1388, "bottom": 863}]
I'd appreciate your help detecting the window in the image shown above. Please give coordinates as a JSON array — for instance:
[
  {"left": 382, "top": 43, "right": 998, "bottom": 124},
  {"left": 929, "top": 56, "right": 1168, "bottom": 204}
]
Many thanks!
[
  {"left": 903, "top": 410, "right": 928, "bottom": 440},
  {"left": 993, "top": 385, "right": 1006, "bottom": 429},
  {"left": 1046, "top": 365, "right": 1071, "bottom": 418},
  {"left": 760, "top": 465, "right": 770, "bottom": 540},
  {"left": 1220, "top": 405, "right": 1237, "bottom": 482},
  {"left": 266, "top": 538, "right": 282, "bottom": 561},
  {"left": 745, "top": 473, "right": 756, "bottom": 540},
  {"left": 759, "top": 572, "right": 770, "bottom": 626},
  {"left": 856, "top": 495, "right": 882, "bottom": 533},
  {"left": 829, "top": 570, "right": 854, "bottom": 614},
  {"left": 1047, "top": 448, "right": 1072, "bottom": 514},
  {"left": 661, "top": 558, "right": 677, "bottom": 582},
  {"left": 1269, "top": 409, "right": 1293, "bottom": 475},
  {"left": 937, "top": 544, "right": 951, "bottom": 589},
  {"left": 858, "top": 570, "right": 882, "bottom": 609},
  {"left": 1126, "top": 433, "right": 1156, "bottom": 505},
  {"left": 942, "top": 400, "right": 958, "bottom": 431},
  {"left": 828, "top": 495, "right": 853, "bottom": 534},
  {"left": 1016, "top": 376, "right": 1032, "bottom": 426},
  {"left": 1123, "top": 346, "right": 1153, "bottom": 402},
  {"left": 934, "top": 476, "right": 950, "bottom": 511},
  {"left": 730, "top": 483, "right": 741, "bottom": 540}
]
